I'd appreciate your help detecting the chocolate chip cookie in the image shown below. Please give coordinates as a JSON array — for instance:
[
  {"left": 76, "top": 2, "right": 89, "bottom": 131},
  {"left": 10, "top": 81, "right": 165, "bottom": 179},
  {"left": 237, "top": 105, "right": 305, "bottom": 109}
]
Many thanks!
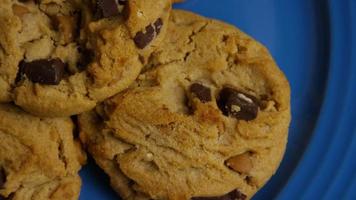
[
  {"left": 83, "top": 0, "right": 171, "bottom": 103},
  {"left": 0, "top": 104, "right": 86, "bottom": 200},
  {"left": 0, "top": 0, "right": 171, "bottom": 117},
  {"left": 79, "top": 10, "right": 291, "bottom": 200}
]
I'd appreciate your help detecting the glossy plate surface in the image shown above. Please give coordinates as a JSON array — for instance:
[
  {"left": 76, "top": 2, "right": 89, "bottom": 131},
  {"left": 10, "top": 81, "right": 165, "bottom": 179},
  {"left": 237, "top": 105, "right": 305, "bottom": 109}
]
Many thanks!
[{"left": 80, "top": 1, "right": 356, "bottom": 199}]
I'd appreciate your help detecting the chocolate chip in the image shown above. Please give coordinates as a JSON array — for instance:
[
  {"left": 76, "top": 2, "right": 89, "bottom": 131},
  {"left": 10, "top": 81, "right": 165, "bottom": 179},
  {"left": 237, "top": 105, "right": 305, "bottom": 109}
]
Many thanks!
[
  {"left": 192, "top": 189, "right": 246, "bottom": 200},
  {"left": 77, "top": 46, "right": 94, "bottom": 71},
  {"left": 75, "top": 11, "right": 82, "bottom": 36},
  {"left": 154, "top": 18, "right": 163, "bottom": 34},
  {"left": 0, "top": 168, "right": 6, "bottom": 189},
  {"left": 134, "top": 25, "right": 155, "bottom": 49},
  {"left": 17, "top": 59, "right": 65, "bottom": 85},
  {"left": 117, "top": 0, "right": 127, "bottom": 5},
  {"left": 217, "top": 87, "right": 259, "bottom": 121},
  {"left": 134, "top": 18, "right": 163, "bottom": 49},
  {"left": 96, "top": 0, "right": 120, "bottom": 18},
  {"left": 190, "top": 83, "right": 212, "bottom": 103}
]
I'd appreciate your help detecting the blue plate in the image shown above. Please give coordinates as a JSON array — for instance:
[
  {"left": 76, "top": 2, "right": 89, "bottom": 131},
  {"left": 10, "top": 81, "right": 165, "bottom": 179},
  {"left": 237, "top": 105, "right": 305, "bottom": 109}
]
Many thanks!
[{"left": 79, "top": 0, "right": 356, "bottom": 199}]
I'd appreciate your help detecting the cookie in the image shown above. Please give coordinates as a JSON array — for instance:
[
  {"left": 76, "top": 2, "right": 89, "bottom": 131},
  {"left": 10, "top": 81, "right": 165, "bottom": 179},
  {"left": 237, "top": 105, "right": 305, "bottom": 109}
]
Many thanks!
[
  {"left": 0, "top": 104, "right": 86, "bottom": 200},
  {"left": 83, "top": 0, "right": 171, "bottom": 102},
  {"left": 0, "top": 0, "right": 171, "bottom": 117},
  {"left": 79, "top": 10, "right": 291, "bottom": 199}
]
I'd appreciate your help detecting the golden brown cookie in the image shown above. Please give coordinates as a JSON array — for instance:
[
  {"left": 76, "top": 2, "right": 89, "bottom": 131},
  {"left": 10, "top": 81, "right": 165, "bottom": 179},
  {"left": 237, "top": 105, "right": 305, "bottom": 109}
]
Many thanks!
[
  {"left": 0, "top": 104, "right": 86, "bottom": 200},
  {"left": 0, "top": 0, "right": 171, "bottom": 117},
  {"left": 79, "top": 10, "right": 291, "bottom": 200}
]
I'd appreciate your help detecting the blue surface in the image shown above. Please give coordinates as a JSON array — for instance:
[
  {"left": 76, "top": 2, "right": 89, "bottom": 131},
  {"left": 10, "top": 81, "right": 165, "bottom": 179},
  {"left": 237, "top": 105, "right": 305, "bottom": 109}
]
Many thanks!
[{"left": 79, "top": 0, "right": 356, "bottom": 199}]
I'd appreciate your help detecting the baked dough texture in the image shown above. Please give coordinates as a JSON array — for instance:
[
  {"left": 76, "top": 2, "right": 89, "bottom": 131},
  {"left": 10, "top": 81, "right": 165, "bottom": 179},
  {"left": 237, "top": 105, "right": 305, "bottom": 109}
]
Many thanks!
[
  {"left": 79, "top": 10, "right": 291, "bottom": 200},
  {"left": 0, "top": 0, "right": 171, "bottom": 117},
  {"left": 0, "top": 104, "right": 86, "bottom": 200}
]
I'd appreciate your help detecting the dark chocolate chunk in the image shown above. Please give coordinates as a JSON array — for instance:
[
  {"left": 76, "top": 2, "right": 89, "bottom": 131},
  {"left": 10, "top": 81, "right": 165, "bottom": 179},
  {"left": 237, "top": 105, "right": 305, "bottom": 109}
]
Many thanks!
[
  {"left": 75, "top": 11, "right": 82, "bottom": 36},
  {"left": 134, "top": 24, "right": 155, "bottom": 49},
  {"left": 0, "top": 168, "right": 6, "bottom": 189},
  {"left": 192, "top": 189, "right": 247, "bottom": 200},
  {"left": 134, "top": 18, "right": 163, "bottom": 49},
  {"left": 96, "top": 0, "right": 120, "bottom": 18},
  {"left": 117, "top": 0, "right": 127, "bottom": 5},
  {"left": 77, "top": 46, "right": 94, "bottom": 71},
  {"left": 190, "top": 83, "right": 212, "bottom": 103},
  {"left": 218, "top": 87, "right": 258, "bottom": 121},
  {"left": 18, "top": 59, "right": 65, "bottom": 85},
  {"left": 154, "top": 18, "right": 163, "bottom": 34}
]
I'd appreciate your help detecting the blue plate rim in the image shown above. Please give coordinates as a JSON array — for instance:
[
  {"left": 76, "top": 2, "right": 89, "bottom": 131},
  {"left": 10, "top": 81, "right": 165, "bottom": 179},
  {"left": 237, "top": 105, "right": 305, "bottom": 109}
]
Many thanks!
[{"left": 276, "top": 0, "right": 356, "bottom": 199}]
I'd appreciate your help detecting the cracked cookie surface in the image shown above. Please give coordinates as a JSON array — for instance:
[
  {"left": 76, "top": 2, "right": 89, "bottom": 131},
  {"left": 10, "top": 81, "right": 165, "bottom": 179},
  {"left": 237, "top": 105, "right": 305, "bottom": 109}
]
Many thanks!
[
  {"left": 79, "top": 10, "right": 291, "bottom": 200},
  {"left": 0, "top": 104, "right": 86, "bottom": 200},
  {"left": 0, "top": 0, "right": 171, "bottom": 117}
]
